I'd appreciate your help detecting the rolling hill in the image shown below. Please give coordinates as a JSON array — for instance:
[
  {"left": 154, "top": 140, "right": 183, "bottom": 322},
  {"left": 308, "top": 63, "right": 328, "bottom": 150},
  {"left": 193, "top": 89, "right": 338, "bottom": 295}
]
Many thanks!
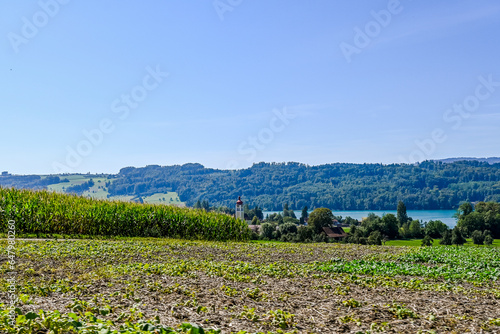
[{"left": 2, "top": 159, "right": 500, "bottom": 211}]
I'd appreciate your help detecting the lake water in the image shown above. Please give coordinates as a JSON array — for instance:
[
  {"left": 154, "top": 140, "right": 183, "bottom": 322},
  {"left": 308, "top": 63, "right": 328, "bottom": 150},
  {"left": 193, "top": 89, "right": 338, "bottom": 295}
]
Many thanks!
[{"left": 263, "top": 210, "right": 458, "bottom": 227}]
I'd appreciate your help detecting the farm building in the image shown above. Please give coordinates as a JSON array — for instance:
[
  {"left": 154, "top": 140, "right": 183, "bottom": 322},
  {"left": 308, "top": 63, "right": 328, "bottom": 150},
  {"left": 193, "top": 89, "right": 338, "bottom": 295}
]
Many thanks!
[{"left": 322, "top": 226, "right": 348, "bottom": 239}]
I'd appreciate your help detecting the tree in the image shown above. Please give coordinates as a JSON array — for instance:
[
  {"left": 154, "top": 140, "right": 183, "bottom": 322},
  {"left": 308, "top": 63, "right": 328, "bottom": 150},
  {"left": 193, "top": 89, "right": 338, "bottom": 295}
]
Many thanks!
[
  {"left": 471, "top": 230, "right": 485, "bottom": 245},
  {"left": 381, "top": 214, "right": 399, "bottom": 239},
  {"left": 399, "top": 222, "right": 410, "bottom": 239},
  {"left": 283, "top": 216, "right": 299, "bottom": 225},
  {"left": 476, "top": 202, "right": 500, "bottom": 238},
  {"left": 425, "top": 220, "right": 449, "bottom": 238},
  {"left": 345, "top": 216, "right": 358, "bottom": 226},
  {"left": 451, "top": 227, "right": 466, "bottom": 246},
  {"left": 367, "top": 231, "right": 382, "bottom": 245},
  {"left": 484, "top": 234, "right": 494, "bottom": 246},
  {"left": 397, "top": 201, "right": 408, "bottom": 226},
  {"left": 254, "top": 206, "right": 263, "bottom": 220},
  {"left": 267, "top": 213, "right": 283, "bottom": 225},
  {"left": 409, "top": 220, "right": 423, "bottom": 238},
  {"left": 300, "top": 206, "right": 308, "bottom": 224},
  {"left": 280, "top": 222, "right": 298, "bottom": 235},
  {"left": 251, "top": 216, "right": 259, "bottom": 225},
  {"left": 348, "top": 226, "right": 368, "bottom": 244},
  {"left": 458, "top": 202, "right": 473, "bottom": 217},
  {"left": 301, "top": 206, "right": 308, "bottom": 218},
  {"left": 457, "top": 212, "right": 484, "bottom": 237},
  {"left": 421, "top": 235, "right": 433, "bottom": 246},
  {"left": 283, "top": 203, "right": 296, "bottom": 219},
  {"left": 361, "top": 213, "right": 382, "bottom": 235},
  {"left": 283, "top": 203, "right": 290, "bottom": 217},
  {"left": 260, "top": 223, "right": 275, "bottom": 240},
  {"left": 308, "top": 208, "right": 334, "bottom": 234},
  {"left": 440, "top": 230, "right": 452, "bottom": 245}
]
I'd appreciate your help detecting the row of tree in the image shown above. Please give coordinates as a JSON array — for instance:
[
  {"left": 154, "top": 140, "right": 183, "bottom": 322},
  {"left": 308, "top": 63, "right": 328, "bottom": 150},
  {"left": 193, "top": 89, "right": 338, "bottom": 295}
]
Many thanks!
[
  {"left": 253, "top": 201, "right": 498, "bottom": 245},
  {"left": 456, "top": 201, "right": 500, "bottom": 238}
]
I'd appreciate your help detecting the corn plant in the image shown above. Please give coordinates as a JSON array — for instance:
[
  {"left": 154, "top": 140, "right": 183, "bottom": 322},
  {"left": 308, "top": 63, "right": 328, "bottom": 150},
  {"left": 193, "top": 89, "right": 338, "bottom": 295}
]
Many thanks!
[{"left": 0, "top": 187, "right": 250, "bottom": 241}]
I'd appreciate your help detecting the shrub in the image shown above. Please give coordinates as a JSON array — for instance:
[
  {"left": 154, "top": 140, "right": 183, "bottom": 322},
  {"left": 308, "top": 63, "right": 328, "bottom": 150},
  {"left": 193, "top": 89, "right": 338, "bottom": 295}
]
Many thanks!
[
  {"left": 297, "top": 225, "right": 314, "bottom": 242},
  {"left": 367, "top": 231, "right": 382, "bottom": 245},
  {"left": 421, "top": 235, "right": 433, "bottom": 247},
  {"left": 312, "top": 233, "right": 328, "bottom": 243}
]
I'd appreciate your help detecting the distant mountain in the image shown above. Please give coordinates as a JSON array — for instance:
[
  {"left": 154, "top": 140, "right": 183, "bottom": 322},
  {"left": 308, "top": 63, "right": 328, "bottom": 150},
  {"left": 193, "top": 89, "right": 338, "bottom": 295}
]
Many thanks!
[{"left": 435, "top": 157, "right": 500, "bottom": 164}]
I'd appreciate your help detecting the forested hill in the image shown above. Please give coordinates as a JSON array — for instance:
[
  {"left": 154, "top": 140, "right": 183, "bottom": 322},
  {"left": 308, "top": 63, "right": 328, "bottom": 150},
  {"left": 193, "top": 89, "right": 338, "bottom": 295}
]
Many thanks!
[
  {"left": 106, "top": 161, "right": 500, "bottom": 211},
  {"left": 436, "top": 157, "right": 500, "bottom": 164}
]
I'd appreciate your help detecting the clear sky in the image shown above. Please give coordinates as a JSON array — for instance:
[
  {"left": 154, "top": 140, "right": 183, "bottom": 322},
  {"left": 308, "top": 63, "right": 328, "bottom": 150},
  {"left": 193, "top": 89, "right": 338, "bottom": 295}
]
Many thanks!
[{"left": 2, "top": 0, "right": 500, "bottom": 174}]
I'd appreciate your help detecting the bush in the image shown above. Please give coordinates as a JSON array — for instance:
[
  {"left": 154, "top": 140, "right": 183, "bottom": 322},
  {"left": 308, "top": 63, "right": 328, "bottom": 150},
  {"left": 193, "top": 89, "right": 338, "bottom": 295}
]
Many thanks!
[
  {"left": 312, "top": 233, "right": 328, "bottom": 243},
  {"left": 421, "top": 235, "right": 433, "bottom": 247},
  {"left": 297, "top": 225, "right": 314, "bottom": 242},
  {"left": 367, "top": 231, "right": 382, "bottom": 245},
  {"left": 280, "top": 232, "right": 298, "bottom": 242},
  {"left": 358, "top": 237, "right": 367, "bottom": 245},
  {"left": 484, "top": 235, "right": 494, "bottom": 246}
]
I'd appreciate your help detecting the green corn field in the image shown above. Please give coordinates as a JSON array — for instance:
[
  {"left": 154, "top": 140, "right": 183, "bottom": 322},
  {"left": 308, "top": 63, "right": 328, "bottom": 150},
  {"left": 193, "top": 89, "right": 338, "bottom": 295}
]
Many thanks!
[{"left": 0, "top": 187, "right": 250, "bottom": 241}]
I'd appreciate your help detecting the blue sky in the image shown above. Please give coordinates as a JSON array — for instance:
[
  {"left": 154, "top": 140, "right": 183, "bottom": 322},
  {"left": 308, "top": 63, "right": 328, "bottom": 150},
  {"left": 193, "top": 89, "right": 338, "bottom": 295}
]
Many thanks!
[{"left": 1, "top": 0, "right": 500, "bottom": 174}]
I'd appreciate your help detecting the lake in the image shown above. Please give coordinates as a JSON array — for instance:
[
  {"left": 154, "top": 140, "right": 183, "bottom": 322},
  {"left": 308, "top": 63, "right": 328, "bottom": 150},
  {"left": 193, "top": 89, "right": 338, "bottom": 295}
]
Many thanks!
[{"left": 263, "top": 210, "right": 458, "bottom": 227}]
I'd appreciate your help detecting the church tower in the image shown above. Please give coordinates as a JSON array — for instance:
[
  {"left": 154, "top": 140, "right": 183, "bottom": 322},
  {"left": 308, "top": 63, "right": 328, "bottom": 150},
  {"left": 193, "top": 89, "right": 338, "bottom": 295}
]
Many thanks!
[{"left": 236, "top": 196, "right": 244, "bottom": 221}]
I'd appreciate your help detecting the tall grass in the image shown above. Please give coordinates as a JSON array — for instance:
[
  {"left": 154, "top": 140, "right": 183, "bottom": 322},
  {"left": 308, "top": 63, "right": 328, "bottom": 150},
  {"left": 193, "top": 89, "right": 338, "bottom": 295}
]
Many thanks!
[{"left": 0, "top": 187, "right": 250, "bottom": 241}]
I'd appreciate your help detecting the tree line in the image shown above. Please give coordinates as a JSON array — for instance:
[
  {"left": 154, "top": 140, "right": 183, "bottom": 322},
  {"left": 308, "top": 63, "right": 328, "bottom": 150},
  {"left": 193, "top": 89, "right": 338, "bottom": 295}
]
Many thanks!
[
  {"left": 2, "top": 160, "right": 500, "bottom": 211},
  {"left": 107, "top": 160, "right": 500, "bottom": 210},
  {"left": 251, "top": 201, "right": 498, "bottom": 245}
]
